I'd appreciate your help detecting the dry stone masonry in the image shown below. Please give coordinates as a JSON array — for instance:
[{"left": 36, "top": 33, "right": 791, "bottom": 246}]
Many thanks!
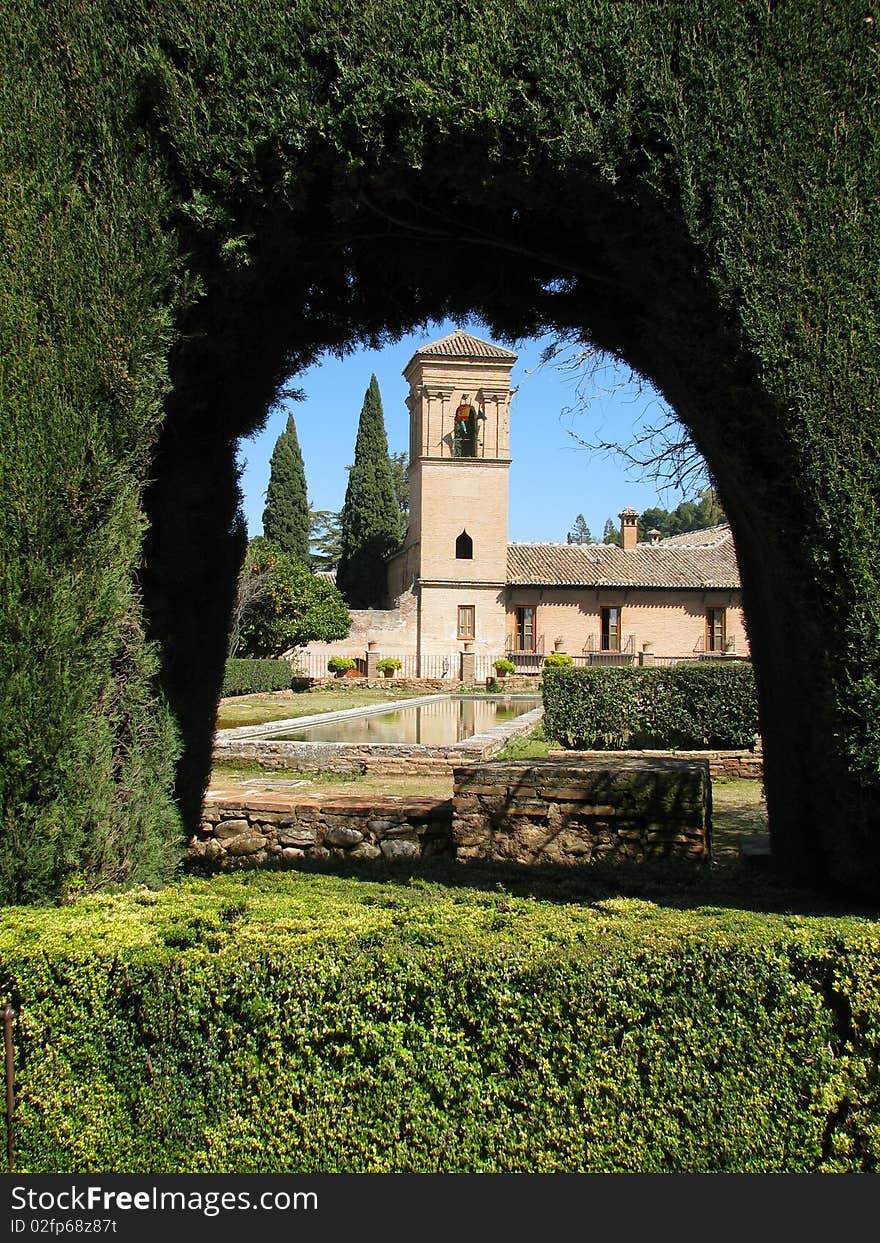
[
  {"left": 192, "top": 755, "right": 712, "bottom": 872},
  {"left": 452, "top": 756, "right": 712, "bottom": 865},
  {"left": 192, "top": 792, "right": 453, "bottom": 868}
]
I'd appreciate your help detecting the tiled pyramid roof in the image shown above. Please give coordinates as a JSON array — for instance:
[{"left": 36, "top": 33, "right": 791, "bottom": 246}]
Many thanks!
[
  {"left": 413, "top": 329, "right": 517, "bottom": 361},
  {"left": 507, "top": 524, "right": 740, "bottom": 590}
]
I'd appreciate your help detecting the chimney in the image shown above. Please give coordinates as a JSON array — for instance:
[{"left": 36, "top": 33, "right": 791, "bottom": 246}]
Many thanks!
[
  {"left": 648, "top": 528, "right": 661, "bottom": 546},
  {"left": 619, "top": 507, "right": 639, "bottom": 551}
]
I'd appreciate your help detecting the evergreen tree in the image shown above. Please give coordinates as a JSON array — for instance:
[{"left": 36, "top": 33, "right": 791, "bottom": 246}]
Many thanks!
[
  {"left": 309, "top": 508, "right": 343, "bottom": 571},
  {"left": 602, "top": 517, "right": 621, "bottom": 546},
  {"left": 389, "top": 450, "right": 409, "bottom": 540},
  {"left": 566, "top": 514, "right": 594, "bottom": 544},
  {"left": 638, "top": 488, "right": 726, "bottom": 540},
  {"left": 336, "top": 376, "right": 401, "bottom": 607},
  {"left": 262, "top": 413, "right": 310, "bottom": 561}
]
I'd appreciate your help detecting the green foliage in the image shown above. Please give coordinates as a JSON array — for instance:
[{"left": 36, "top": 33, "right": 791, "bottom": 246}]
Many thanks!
[
  {"left": 376, "top": 657, "right": 402, "bottom": 673},
  {"left": 601, "top": 518, "right": 621, "bottom": 546},
  {"left": 543, "top": 663, "right": 759, "bottom": 751},
  {"left": 262, "top": 413, "right": 310, "bottom": 561},
  {"left": 639, "top": 489, "right": 726, "bottom": 541},
  {"left": 327, "top": 656, "right": 357, "bottom": 674},
  {"left": 544, "top": 652, "right": 573, "bottom": 668},
  {"left": 238, "top": 538, "right": 350, "bottom": 658},
  {"left": 566, "top": 514, "right": 594, "bottom": 544},
  {"left": 221, "top": 660, "right": 292, "bottom": 697},
  {"left": 389, "top": 450, "right": 409, "bottom": 540},
  {"left": 3, "top": 0, "right": 880, "bottom": 897},
  {"left": 336, "top": 377, "right": 401, "bottom": 608},
  {"left": 0, "top": 875, "right": 877, "bottom": 1172},
  {"left": 493, "top": 659, "right": 516, "bottom": 675},
  {"left": 309, "top": 508, "right": 342, "bottom": 571},
  {"left": 497, "top": 722, "right": 554, "bottom": 760}
]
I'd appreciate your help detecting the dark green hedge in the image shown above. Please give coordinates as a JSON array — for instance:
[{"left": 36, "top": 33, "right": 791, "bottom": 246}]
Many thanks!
[
  {"left": 221, "top": 659, "right": 292, "bottom": 697},
  {"left": 0, "top": 874, "right": 877, "bottom": 1172},
  {"left": 543, "top": 663, "right": 759, "bottom": 750}
]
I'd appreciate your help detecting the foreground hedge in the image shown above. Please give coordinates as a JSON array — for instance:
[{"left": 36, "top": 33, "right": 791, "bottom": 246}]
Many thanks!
[
  {"left": 543, "top": 663, "right": 759, "bottom": 750},
  {"left": 0, "top": 873, "right": 877, "bottom": 1172},
  {"left": 221, "top": 659, "right": 292, "bottom": 697}
]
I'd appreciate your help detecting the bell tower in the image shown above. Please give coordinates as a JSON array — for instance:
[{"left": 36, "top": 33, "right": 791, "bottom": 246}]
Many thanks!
[{"left": 393, "top": 329, "right": 517, "bottom": 658}]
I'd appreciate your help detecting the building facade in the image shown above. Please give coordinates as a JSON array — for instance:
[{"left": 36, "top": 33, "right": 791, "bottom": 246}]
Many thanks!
[{"left": 304, "top": 329, "right": 748, "bottom": 673}]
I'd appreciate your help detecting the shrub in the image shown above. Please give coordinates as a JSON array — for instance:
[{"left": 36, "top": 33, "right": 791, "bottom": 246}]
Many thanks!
[
  {"left": 543, "top": 662, "right": 759, "bottom": 750},
  {"left": 0, "top": 876, "right": 877, "bottom": 1172},
  {"left": 543, "top": 652, "right": 573, "bottom": 668},
  {"left": 376, "top": 657, "right": 402, "bottom": 673},
  {"left": 221, "top": 659, "right": 292, "bottom": 697},
  {"left": 493, "top": 659, "right": 516, "bottom": 675},
  {"left": 328, "top": 656, "right": 357, "bottom": 674}
]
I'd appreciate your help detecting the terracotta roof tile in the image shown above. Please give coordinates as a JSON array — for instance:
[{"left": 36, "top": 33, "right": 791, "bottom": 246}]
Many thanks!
[
  {"left": 413, "top": 329, "right": 518, "bottom": 361},
  {"left": 507, "top": 525, "right": 740, "bottom": 589}
]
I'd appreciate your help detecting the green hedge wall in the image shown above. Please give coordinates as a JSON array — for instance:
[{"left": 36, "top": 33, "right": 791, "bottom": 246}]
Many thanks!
[
  {"left": 221, "top": 659, "right": 293, "bottom": 697},
  {"left": 543, "top": 663, "right": 759, "bottom": 750},
  {"left": 0, "top": 874, "right": 877, "bottom": 1173}
]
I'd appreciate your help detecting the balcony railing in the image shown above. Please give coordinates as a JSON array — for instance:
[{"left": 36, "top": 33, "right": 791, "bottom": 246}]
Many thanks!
[
  {"left": 693, "top": 635, "right": 737, "bottom": 658},
  {"left": 505, "top": 633, "right": 545, "bottom": 669},
  {"left": 582, "top": 634, "right": 637, "bottom": 665}
]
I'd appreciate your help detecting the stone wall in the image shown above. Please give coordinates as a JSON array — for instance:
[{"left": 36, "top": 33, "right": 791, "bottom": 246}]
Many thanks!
[
  {"left": 452, "top": 756, "right": 712, "bottom": 865},
  {"left": 192, "top": 792, "right": 453, "bottom": 869},
  {"left": 193, "top": 754, "right": 713, "bottom": 872},
  {"left": 547, "top": 748, "right": 762, "bottom": 781}
]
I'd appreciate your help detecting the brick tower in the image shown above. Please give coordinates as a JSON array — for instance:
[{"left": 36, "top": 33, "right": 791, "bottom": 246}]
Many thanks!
[{"left": 386, "top": 329, "right": 517, "bottom": 663}]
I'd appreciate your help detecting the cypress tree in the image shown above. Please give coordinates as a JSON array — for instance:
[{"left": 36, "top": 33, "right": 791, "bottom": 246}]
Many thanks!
[
  {"left": 262, "top": 413, "right": 310, "bottom": 561},
  {"left": 336, "top": 376, "right": 400, "bottom": 608}
]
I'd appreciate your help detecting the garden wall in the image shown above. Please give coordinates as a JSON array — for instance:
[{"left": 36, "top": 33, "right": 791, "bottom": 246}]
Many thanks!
[
  {"left": 193, "top": 792, "right": 453, "bottom": 868},
  {"left": 548, "top": 748, "right": 763, "bottom": 781},
  {"left": 452, "top": 756, "right": 712, "bottom": 865},
  {"left": 194, "top": 755, "right": 712, "bottom": 871}
]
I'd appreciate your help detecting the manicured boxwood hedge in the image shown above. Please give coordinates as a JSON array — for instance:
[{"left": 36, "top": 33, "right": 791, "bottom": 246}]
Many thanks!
[
  {"left": 221, "top": 659, "right": 292, "bottom": 697},
  {"left": 543, "top": 663, "right": 759, "bottom": 751},
  {"left": 0, "top": 873, "right": 877, "bottom": 1173}
]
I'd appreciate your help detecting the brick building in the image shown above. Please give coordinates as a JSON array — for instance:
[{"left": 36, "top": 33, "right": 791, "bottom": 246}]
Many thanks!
[{"left": 304, "top": 329, "right": 748, "bottom": 674}]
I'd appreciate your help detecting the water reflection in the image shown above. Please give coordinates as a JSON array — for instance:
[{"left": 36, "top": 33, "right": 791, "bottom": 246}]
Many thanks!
[{"left": 265, "top": 696, "right": 539, "bottom": 744}]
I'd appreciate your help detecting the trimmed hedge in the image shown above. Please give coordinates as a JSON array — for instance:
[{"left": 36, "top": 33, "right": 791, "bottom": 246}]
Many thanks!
[
  {"left": 0, "top": 874, "right": 877, "bottom": 1172},
  {"left": 543, "top": 663, "right": 759, "bottom": 751},
  {"left": 221, "top": 659, "right": 292, "bottom": 697}
]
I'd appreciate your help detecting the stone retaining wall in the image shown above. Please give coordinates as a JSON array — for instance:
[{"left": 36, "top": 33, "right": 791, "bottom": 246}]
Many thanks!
[
  {"left": 192, "top": 792, "right": 453, "bottom": 869},
  {"left": 452, "top": 756, "right": 712, "bottom": 866},
  {"left": 192, "top": 754, "right": 713, "bottom": 872},
  {"left": 547, "top": 748, "right": 762, "bottom": 781}
]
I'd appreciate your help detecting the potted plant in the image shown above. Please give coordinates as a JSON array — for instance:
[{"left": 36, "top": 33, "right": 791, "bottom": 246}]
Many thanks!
[
  {"left": 544, "top": 652, "right": 573, "bottom": 668},
  {"left": 493, "top": 658, "right": 516, "bottom": 679},
  {"left": 327, "top": 655, "right": 357, "bottom": 678},
  {"left": 377, "top": 657, "right": 402, "bottom": 678}
]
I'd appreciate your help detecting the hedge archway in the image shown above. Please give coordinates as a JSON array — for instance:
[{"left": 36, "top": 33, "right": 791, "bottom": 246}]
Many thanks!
[{"left": 2, "top": 2, "right": 878, "bottom": 900}]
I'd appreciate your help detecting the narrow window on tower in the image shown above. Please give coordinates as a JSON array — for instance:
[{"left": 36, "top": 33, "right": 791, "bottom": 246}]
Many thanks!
[{"left": 456, "top": 530, "right": 473, "bottom": 559}]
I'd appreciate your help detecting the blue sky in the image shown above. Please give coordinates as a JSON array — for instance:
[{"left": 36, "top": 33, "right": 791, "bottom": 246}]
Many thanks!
[{"left": 236, "top": 317, "right": 706, "bottom": 545}]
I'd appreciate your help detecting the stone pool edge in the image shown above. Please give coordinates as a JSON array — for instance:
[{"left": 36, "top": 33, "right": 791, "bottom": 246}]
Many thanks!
[{"left": 212, "top": 703, "right": 545, "bottom": 775}]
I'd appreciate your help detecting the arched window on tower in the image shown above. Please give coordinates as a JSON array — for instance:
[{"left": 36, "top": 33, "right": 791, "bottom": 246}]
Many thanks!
[{"left": 456, "top": 530, "right": 474, "bottom": 560}]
